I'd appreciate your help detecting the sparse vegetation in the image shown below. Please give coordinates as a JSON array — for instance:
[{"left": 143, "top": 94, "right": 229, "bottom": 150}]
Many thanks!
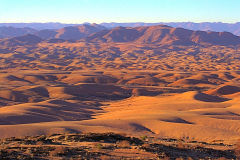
[
  {"left": 0, "top": 133, "right": 236, "bottom": 159},
  {"left": 235, "top": 139, "right": 240, "bottom": 159},
  {"left": 94, "top": 143, "right": 103, "bottom": 150},
  {"left": 116, "top": 140, "right": 131, "bottom": 148},
  {"left": 140, "top": 135, "right": 148, "bottom": 141}
]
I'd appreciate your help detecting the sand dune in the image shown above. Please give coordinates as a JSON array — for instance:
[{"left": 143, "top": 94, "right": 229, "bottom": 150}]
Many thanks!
[
  {"left": 206, "top": 85, "right": 240, "bottom": 96},
  {"left": 0, "top": 70, "right": 239, "bottom": 142},
  {"left": 0, "top": 99, "right": 101, "bottom": 125},
  {"left": 80, "top": 91, "right": 239, "bottom": 142},
  {"left": 61, "top": 74, "right": 118, "bottom": 84},
  {"left": 0, "top": 90, "right": 29, "bottom": 102},
  {"left": 0, "top": 90, "right": 238, "bottom": 142}
]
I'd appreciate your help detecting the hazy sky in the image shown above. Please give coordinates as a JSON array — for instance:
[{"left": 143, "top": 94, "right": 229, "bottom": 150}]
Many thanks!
[{"left": 1, "top": 0, "right": 239, "bottom": 23}]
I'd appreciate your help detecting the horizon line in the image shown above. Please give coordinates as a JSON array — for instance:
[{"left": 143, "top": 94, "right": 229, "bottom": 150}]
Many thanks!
[{"left": 1, "top": 21, "right": 240, "bottom": 24}]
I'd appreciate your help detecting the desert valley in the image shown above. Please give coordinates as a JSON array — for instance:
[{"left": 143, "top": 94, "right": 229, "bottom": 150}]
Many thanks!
[{"left": 0, "top": 23, "right": 240, "bottom": 159}]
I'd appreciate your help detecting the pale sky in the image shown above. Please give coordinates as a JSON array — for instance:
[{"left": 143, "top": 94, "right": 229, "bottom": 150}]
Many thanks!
[{"left": 0, "top": 0, "right": 239, "bottom": 23}]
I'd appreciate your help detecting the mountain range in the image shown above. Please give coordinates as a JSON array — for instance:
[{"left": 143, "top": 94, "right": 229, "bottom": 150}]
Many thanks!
[
  {"left": 86, "top": 25, "right": 240, "bottom": 45},
  {"left": 1, "top": 22, "right": 240, "bottom": 35},
  {"left": 1, "top": 24, "right": 240, "bottom": 46},
  {"left": 101, "top": 22, "right": 240, "bottom": 36}
]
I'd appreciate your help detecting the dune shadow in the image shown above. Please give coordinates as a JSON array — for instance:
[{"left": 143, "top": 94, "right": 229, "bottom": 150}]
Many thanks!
[
  {"left": 194, "top": 92, "right": 230, "bottom": 102},
  {"left": 129, "top": 123, "right": 154, "bottom": 133},
  {"left": 160, "top": 117, "right": 194, "bottom": 124}
]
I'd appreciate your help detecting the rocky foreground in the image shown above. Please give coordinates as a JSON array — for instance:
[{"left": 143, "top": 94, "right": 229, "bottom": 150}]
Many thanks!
[{"left": 0, "top": 132, "right": 239, "bottom": 160}]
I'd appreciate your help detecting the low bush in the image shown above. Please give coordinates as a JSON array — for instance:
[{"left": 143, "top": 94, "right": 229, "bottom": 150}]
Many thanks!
[{"left": 116, "top": 140, "right": 131, "bottom": 148}]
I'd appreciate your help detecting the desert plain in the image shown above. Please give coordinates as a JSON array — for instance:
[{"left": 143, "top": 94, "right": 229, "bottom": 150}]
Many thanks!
[{"left": 0, "top": 25, "right": 240, "bottom": 159}]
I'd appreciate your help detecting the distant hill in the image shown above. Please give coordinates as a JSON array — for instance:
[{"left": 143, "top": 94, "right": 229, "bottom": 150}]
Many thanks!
[
  {"left": 0, "top": 23, "right": 73, "bottom": 30},
  {"left": 54, "top": 24, "right": 107, "bottom": 40},
  {"left": 34, "top": 29, "right": 58, "bottom": 40},
  {"left": 0, "top": 26, "right": 37, "bottom": 39},
  {"left": 0, "top": 24, "right": 107, "bottom": 40},
  {"left": 86, "top": 25, "right": 240, "bottom": 46},
  {"left": 100, "top": 22, "right": 240, "bottom": 36},
  {"left": 164, "top": 22, "right": 240, "bottom": 36},
  {"left": 0, "top": 34, "right": 42, "bottom": 46}
]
